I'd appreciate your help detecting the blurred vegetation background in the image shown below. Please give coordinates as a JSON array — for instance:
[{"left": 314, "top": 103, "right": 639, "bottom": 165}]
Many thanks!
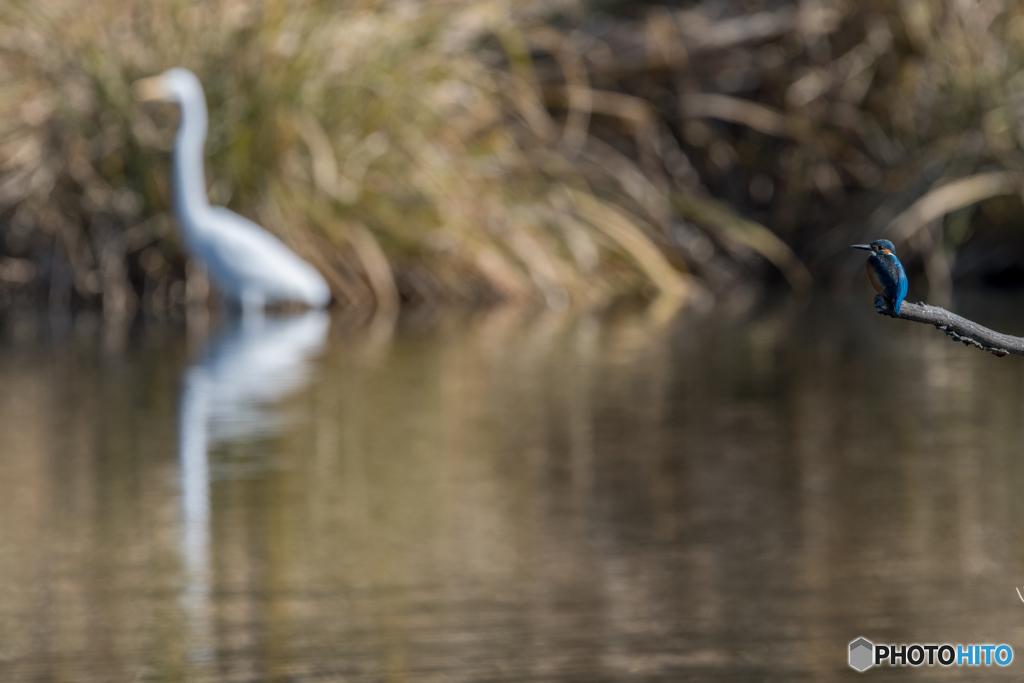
[{"left": 2, "top": 0, "right": 1024, "bottom": 317}]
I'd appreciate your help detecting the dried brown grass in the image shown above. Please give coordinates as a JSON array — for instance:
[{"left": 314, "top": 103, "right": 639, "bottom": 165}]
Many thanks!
[
  {"left": 5, "top": 0, "right": 1024, "bottom": 315},
  {"left": 0, "top": 0, "right": 695, "bottom": 317}
]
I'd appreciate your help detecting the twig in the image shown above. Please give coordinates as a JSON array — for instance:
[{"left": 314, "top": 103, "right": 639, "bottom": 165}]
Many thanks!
[
  {"left": 577, "top": 8, "right": 800, "bottom": 80},
  {"left": 679, "top": 93, "right": 798, "bottom": 139},
  {"left": 873, "top": 294, "right": 1023, "bottom": 357}
]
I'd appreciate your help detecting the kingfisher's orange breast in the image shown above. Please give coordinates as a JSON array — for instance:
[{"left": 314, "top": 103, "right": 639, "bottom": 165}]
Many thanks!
[{"left": 866, "top": 260, "right": 885, "bottom": 295}]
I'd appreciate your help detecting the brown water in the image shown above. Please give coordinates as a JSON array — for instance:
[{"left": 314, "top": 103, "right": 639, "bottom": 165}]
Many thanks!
[{"left": 1, "top": 296, "right": 1024, "bottom": 682}]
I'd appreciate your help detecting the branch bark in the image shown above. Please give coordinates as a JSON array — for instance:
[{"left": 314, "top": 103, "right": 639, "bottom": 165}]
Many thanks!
[{"left": 873, "top": 294, "right": 1024, "bottom": 357}]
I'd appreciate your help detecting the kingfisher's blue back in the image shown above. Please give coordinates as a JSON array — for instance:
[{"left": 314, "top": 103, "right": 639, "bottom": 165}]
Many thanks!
[{"left": 851, "top": 239, "right": 908, "bottom": 315}]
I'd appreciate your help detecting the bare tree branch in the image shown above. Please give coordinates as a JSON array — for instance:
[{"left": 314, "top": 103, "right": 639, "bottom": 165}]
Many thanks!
[{"left": 873, "top": 294, "right": 1024, "bottom": 357}]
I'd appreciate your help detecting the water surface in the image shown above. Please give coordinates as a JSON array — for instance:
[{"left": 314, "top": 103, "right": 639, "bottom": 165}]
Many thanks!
[{"left": 1, "top": 296, "right": 1023, "bottom": 682}]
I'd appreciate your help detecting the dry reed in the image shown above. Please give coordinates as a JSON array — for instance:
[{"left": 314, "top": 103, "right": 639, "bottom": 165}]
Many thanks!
[{"left": 3, "top": 0, "right": 1024, "bottom": 316}]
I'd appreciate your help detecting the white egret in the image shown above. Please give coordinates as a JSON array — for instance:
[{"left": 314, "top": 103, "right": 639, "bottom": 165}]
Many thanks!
[{"left": 135, "top": 68, "right": 331, "bottom": 312}]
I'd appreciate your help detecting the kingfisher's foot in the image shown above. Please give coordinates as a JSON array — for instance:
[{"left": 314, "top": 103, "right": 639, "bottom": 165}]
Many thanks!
[{"left": 873, "top": 294, "right": 896, "bottom": 315}]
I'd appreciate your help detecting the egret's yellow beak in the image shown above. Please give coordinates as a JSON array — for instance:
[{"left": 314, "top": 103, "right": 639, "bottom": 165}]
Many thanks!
[{"left": 133, "top": 75, "right": 169, "bottom": 102}]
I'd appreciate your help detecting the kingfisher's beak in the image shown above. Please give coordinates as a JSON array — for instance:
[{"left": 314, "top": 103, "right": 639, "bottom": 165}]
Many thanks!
[
  {"left": 133, "top": 75, "right": 170, "bottom": 102},
  {"left": 850, "top": 244, "right": 873, "bottom": 251}
]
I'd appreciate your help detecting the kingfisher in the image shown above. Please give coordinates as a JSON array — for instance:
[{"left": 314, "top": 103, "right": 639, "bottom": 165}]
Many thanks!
[{"left": 851, "top": 239, "right": 908, "bottom": 315}]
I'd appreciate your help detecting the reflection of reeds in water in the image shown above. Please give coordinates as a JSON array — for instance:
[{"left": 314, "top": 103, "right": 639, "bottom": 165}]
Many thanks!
[{"left": 1, "top": 302, "right": 1024, "bottom": 678}]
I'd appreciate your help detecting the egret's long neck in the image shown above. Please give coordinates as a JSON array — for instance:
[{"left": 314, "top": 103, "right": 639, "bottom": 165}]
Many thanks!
[{"left": 172, "top": 89, "right": 212, "bottom": 236}]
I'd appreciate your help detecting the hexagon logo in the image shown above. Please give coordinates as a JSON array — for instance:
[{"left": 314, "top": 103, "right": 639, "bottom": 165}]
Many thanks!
[{"left": 849, "top": 637, "right": 874, "bottom": 672}]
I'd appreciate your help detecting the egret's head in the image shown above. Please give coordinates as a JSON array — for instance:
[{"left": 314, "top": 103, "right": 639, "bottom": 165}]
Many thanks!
[
  {"left": 851, "top": 239, "right": 896, "bottom": 256},
  {"left": 134, "top": 68, "right": 203, "bottom": 104}
]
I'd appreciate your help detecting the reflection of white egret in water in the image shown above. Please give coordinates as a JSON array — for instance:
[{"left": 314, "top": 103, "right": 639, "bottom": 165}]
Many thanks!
[{"left": 178, "top": 311, "right": 330, "bottom": 661}]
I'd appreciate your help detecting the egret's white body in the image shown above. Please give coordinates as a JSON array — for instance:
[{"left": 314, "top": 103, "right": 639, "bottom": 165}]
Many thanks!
[{"left": 136, "top": 68, "right": 330, "bottom": 311}]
